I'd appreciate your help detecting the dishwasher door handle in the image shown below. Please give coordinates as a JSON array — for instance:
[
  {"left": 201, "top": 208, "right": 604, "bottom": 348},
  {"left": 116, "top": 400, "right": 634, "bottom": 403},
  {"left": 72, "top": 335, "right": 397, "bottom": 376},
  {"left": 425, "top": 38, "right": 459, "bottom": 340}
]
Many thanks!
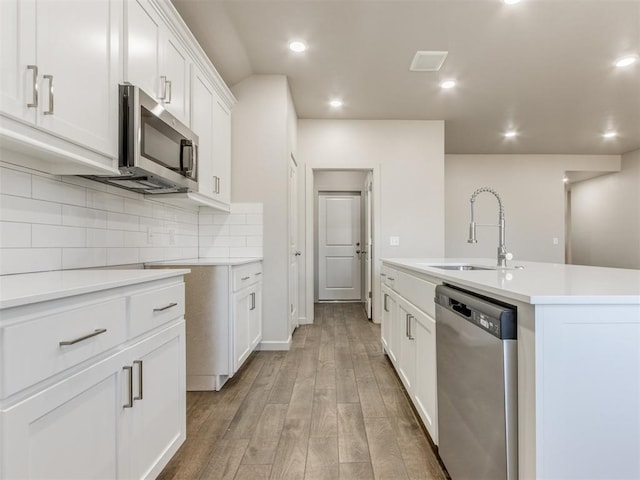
[{"left": 451, "top": 300, "right": 472, "bottom": 317}]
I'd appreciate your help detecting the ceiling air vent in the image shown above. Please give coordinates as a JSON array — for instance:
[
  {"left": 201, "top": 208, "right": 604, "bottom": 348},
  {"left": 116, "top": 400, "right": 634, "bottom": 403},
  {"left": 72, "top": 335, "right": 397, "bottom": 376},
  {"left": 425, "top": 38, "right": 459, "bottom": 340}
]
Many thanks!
[{"left": 410, "top": 51, "right": 448, "bottom": 72}]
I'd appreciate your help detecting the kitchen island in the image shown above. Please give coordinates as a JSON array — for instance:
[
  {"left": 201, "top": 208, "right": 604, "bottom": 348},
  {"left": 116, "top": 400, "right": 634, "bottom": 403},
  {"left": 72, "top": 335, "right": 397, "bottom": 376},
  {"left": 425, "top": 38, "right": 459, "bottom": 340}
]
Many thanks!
[{"left": 381, "top": 258, "right": 640, "bottom": 480}]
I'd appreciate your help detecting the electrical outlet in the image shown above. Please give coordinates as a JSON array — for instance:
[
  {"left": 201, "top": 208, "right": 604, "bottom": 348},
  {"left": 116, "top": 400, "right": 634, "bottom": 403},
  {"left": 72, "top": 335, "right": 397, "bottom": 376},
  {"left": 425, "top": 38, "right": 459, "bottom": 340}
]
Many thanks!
[{"left": 390, "top": 236, "right": 400, "bottom": 246}]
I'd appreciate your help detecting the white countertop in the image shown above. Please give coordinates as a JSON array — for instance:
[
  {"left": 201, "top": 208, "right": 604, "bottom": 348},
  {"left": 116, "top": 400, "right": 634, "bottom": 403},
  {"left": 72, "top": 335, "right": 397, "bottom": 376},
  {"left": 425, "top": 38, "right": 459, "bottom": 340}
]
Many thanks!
[
  {"left": 145, "top": 257, "right": 262, "bottom": 267},
  {"left": 382, "top": 258, "right": 640, "bottom": 305},
  {"left": 0, "top": 269, "right": 190, "bottom": 309}
]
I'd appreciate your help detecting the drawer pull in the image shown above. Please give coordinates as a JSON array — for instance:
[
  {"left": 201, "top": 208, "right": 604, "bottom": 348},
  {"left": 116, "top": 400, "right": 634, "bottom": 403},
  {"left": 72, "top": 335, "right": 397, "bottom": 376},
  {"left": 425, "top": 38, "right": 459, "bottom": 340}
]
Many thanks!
[
  {"left": 381, "top": 273, "right": 387, "bottom": 277},
  {"left": 133, "top": 360, "right": 143, "bottom": 401},
  {"left": 255, "top": 272, "right": 262, "bottom": 276},
  {"left": 241, "top": 276, "right": 250, "bottom": 281},
  {"left": 123, "top": 365, "right": 134, "bottom": 408},
  {"left": 388, "top": 277, "right": 395, "bottom": 281},
  {"left": 250, "top": 292, "right": 256, "bottom": 310},
  {"left": 59, "top": 328, "right": 107, "bottom": 346},
  {"left": 153, "top": 302, "right": 177, "bottom": 312}
]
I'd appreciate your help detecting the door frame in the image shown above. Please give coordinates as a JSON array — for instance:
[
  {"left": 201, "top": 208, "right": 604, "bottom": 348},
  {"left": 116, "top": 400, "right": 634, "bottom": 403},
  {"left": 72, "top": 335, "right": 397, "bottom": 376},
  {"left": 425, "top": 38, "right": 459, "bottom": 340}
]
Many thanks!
[{"left": 304, "top": 166, "right": 381, "bottom": 324}]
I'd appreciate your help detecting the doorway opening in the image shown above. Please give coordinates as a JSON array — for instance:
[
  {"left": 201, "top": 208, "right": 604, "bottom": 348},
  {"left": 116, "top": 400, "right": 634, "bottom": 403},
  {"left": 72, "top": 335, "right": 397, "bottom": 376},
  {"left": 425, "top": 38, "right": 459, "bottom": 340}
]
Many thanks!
[{"left": 312, "top": 169, "right": 374, "bottom": 319}]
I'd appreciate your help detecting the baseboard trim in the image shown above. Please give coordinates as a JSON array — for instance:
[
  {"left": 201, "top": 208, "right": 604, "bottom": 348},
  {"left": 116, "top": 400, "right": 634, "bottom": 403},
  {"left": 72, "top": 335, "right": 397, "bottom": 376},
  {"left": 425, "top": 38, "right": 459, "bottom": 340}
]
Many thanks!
[
  {"left": 258, "top": 336, "right": 292, "bottom": 351},
  {"left": 299, "top": 316, "right": 312, "bottom": 325}
]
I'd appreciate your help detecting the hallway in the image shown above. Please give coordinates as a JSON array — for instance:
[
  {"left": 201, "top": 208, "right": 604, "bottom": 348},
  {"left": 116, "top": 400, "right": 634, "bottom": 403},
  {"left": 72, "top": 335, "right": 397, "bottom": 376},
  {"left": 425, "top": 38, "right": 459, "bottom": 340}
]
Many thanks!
[{"left": 158, "top": 303, "right": 447, "bottom": 480}]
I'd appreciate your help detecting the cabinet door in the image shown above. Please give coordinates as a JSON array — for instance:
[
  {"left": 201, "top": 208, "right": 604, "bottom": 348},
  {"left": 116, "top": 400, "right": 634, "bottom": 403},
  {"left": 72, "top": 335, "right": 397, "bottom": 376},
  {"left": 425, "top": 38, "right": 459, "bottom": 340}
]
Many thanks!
[
  {"left": 381, "top": 284, "right": 392, "bottom": 354},
  {"left": 398, "top": 300, "right": 416, "bottom": 393},
  {"left": 36, "top": 0, "right": 119, "bottom": 157},
  {"left": 191, "top": 65, "right": 216, "bottom": 199},
  {"left": 413, "top": 309, "right": 438, "bottom": 444},
  {"left": 128, "top": 321, "right": 186, "bottom": 480},
  {"left": 386, "top": 290, "right": 400, "bottom": 366},
  {"left": 233, "top": 288, "right": 252, "bottom": 372},
  {"left": 0, "top": 0, "right": 35, "bottom": 123},
  {"left": 125, "top": 0, "right": 162, "bottom": 101},
  {"left": 212, "top": 94, "right": 231, "bottom": 205},
  {"left": 249, "top": 282, "right": 262, "bottom": 350},
  {"left": 1, "top": 351, "right": 125, "bottom": 479},
  {"left": 162, "top": 31, "right": 190, "bottom": 125}
]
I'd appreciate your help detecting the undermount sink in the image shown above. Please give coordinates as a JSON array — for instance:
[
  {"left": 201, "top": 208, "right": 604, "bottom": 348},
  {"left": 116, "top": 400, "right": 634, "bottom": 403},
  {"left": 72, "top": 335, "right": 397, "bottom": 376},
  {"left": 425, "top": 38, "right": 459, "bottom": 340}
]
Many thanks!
[{"left": 422, "top": 263, "right": 496, "bottom": 271}]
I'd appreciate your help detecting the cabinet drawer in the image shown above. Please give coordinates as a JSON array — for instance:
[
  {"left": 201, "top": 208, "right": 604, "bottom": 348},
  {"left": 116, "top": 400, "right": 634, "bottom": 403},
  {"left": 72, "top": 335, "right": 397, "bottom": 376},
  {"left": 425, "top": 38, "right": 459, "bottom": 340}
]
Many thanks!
[
  {"left": 232, "top": 262, "right": 263, "bottom": 291},
  {"left": 381, "top": 265, "right": 398, "bottom": 288},
  {"left": 1, "top": 298, "right": 126, "bottom": 398},
  {"left": 129, "top": 283, "right": 185, "bottom": 339},
  {"left": 397, "top": 271, "right": 437, "bottom": 318}
]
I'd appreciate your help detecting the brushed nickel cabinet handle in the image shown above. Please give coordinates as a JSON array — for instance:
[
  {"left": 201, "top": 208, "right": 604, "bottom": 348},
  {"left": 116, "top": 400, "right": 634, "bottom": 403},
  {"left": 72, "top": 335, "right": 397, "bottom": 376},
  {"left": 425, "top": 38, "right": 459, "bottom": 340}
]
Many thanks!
[
  {"left": 216, "top": 176, "right": 221, "bottom": 194},
  {"left": 250, "top": 292, "right": 256, "bottom": 310},
  {"left": 165, "top": 79, "right": 172, "bottom": 104},
  {"left": 59, "top": 328, "right": 107, "bottom": 346},
  {"left": 255, "top": 272, "right": 262, "bottom": 276},
  {"left": 153, "top": 302, "right": 177, "bottom": 312},
  {"left": 383, "top": 294, "right": 389, "bottom": 312},
  {"left": 123, "top": 366, "right": 134, "bottom": 408},
  {"left": 43, "top": 74, "right": 53, "bottom": 115},
  {"left": 133, "top": 360, "right": 143, "bottom": 401},
  {"left": 241, "top": 276, "right": 250, "bottom": 281},
  {"left": 159, "top": 75, "right": 167, "bottom": 100},
  {"left": 408, "top": 314, "right": 415, "bottom": 340},
  {"left": 27, "top": 65, "right": 38, "bottom": 107},
  {"left": 388, "top": 277, "right": 395, "bottom": 281},
  {"left": 381, "top": 273, "right": 387, "bottom": 277}
]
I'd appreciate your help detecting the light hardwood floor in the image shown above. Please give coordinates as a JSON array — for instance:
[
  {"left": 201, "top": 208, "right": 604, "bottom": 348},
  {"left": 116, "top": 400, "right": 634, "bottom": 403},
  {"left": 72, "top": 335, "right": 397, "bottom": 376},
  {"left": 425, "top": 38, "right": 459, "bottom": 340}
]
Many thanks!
[{"left": 158, "top": 303, "right": 448, "bottom": 480}]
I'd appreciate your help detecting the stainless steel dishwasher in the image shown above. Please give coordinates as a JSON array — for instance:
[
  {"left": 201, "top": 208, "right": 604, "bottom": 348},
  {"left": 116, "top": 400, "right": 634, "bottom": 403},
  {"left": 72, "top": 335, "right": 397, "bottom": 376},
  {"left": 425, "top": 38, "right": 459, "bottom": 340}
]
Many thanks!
[{"left": 434, "top": 284, "right": 518, "bottom": 480}]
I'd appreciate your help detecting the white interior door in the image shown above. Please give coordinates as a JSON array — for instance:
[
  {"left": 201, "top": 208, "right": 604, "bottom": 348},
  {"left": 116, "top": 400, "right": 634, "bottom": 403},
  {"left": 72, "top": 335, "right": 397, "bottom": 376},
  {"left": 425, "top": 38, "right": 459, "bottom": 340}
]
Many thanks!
[
  {"left": 364, "top": 175, "right": 373, "bottom": 318},
  {"left": 318, "top": 193, "right": 362, "bottom": 301},
  {"left": 289, "top": 156, "right": 299, "bottom": 334}
]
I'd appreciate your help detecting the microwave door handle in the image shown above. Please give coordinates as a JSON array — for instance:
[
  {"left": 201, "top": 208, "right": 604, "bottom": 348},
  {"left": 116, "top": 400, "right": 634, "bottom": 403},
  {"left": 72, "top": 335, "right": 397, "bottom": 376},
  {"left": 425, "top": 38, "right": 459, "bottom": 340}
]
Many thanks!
[{"left": 180, "top": 140, "right": 196, "bottom": 178}]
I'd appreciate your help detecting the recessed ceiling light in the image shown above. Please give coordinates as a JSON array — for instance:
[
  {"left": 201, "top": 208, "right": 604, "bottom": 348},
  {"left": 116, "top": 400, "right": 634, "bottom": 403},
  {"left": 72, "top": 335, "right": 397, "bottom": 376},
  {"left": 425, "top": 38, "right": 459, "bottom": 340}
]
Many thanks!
[
  {"left": 603, "top": 131, "right": 617, "bottom": 138},
  {"left": 329, "top": 99, "right": 343, "bottom": 108},
  {"left": 615, "top": 55, "right": 638, "bottom": 68},
  {"left": 289, "top": 41, "right": 307, "bottom": 53},
  {"left": 504, "top": 130, "right": 518, "bottom": 138},
  {"left": 440, "top": 80, "right": 456, "bottom": 89},
  {"left": 503, "top": 0, "right": 522, "bottom": 4}
]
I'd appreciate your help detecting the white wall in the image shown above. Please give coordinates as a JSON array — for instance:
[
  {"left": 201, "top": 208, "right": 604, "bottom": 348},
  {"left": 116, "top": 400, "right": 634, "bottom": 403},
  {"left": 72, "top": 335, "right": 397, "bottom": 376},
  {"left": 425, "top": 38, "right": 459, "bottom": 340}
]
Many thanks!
[
  {"left": 570, "top": 149, "right": 640, "bottom": 269},
  {"left": 230, "top": 75, "right": 294, "bottom": 348},
  {"left": 298, "top": 119, "right": 445, "bottom": 322},
  {"left": 445, "top": 154, "right": 621, "bottom": 263}
]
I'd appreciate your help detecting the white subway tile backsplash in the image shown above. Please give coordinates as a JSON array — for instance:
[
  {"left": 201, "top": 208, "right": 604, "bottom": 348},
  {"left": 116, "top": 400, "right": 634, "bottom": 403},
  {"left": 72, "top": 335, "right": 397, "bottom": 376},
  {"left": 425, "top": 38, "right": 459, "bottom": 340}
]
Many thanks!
[
  {"left": 107, "top": 212, "right": 139, "bottom": 232},
  {"left": 0, "top": 157, "right": 258, "bottom": 273},
  {"left": 32, "top": 175, "right": 86, "bottom": 207},
  {"left": 0, "top": 248, "right": 62, "bottom": 275},
  {"left": 124, "top": 198, "right": 153, "bottom": 218},
  {"left": 212, "top": 214, "right": 246, "bottom": 225},
  {"left": 246, "top": 236, "right": 263, "bottom": 247},
  {"left": 229, "top": 247, "right": 263, "bottom": 257},
  {"left": 86, "top": 190, "right": 124, "bottom": 213},
  {"left": 0, "top": 222, "right": 31, "bottom": 247},
  {"left": 0, "top": 195, "right": 62, "bottom": 225},
  {"left": 32, "top": 225, "right": 86, "bottom": 248},
  {"left": 229, "top": 225, "right": 262, "bottom": 236},
  {"left": 246, "top": 214, "right": 263, "bottom": 225},
  {"left": 62, "top": 248, "right": 107, "bottom": 269},
  {"left": 0, "top": 166, "right": 31, "bottom": 198},
  {"left": 107, "top": 248, "right": 139, "bottom": 265},
  {"left": 198, "top": 246, "right": 230, "bottom": 258},
  {"left": 199, "top": 224, "right": 230, "bottom": 236},
  {"left": 62, "top": 205, "right": 108, "bottom": 228},
  {"left": 87, "top": 229, "right": 124, "bottom": 248}
]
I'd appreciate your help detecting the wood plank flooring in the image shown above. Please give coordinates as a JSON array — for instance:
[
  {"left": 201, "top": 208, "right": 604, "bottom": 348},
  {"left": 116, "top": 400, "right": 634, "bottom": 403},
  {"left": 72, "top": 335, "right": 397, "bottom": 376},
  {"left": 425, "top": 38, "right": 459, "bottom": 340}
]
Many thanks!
[{"left": 158, "top": 303, "right": 448, "bottom": 480}]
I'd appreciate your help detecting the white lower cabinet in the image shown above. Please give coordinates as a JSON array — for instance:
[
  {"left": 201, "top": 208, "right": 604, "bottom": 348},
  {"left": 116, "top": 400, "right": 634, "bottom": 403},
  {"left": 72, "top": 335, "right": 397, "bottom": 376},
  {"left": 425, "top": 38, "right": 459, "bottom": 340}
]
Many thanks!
[
  {"left": 380, "top": 263, "right": 439, "bottom": 444},
  {"left": 233, "top": 281, "right": 262, "bottom": 372},
  {"left": 0, "top": 274, "right": 187, "bottom": 480}
]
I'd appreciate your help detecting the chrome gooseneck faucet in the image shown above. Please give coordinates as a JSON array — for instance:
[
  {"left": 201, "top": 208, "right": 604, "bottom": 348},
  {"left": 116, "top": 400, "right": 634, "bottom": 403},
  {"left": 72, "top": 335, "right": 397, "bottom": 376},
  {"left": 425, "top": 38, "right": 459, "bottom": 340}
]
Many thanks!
[{"left": 468, "top": 187, "right": 512, "bottom": 267}]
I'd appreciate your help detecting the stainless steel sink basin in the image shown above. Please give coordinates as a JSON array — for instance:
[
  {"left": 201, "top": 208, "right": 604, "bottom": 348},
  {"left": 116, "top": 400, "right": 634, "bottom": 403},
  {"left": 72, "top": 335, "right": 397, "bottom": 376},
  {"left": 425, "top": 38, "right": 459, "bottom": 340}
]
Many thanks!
[{"left": 422, "top": 264, "right": 496, "bottom": 271}]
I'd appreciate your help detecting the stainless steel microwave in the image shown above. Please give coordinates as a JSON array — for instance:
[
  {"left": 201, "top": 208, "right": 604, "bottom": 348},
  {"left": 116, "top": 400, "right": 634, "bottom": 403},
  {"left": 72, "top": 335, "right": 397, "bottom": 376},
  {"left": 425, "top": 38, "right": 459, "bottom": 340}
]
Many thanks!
[{"left": 84, "top": 84, "right": 198, "bottom": 194}]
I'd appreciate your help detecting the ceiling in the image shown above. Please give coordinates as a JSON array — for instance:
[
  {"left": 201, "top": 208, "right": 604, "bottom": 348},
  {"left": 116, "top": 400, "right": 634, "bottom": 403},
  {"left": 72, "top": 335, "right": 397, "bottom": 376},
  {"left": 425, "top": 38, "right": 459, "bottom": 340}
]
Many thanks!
[{"left": 171, "top": 0, "right": 640, "bottom": 155}]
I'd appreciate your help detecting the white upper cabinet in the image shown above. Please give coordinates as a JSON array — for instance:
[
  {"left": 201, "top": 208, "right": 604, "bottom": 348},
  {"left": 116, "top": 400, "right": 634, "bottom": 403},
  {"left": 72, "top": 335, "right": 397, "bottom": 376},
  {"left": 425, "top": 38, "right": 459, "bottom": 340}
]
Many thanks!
[
  {"left": 0, "top": 0, "right": 120, "bottom": 174},
  {"left": 190, "top": 64, "right": 231, "bottom": 209},
  {"left": 125, "top": 0, "right": 190, "bottom": 126}
]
